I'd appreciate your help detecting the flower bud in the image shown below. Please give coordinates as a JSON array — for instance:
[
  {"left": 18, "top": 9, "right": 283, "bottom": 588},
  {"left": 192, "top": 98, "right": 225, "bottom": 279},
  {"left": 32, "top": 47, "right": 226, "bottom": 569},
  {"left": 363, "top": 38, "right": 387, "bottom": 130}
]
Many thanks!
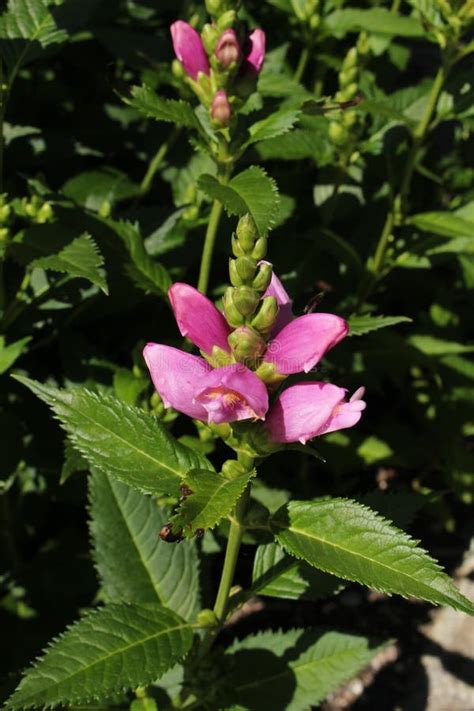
[
  {"left": 170, "top": 21, "right": 210, "bottom": 80},
  {"left": 222, "top": 459, "right": 247, "bottom": 479},
  {"left": 201, "top": 23, "right": 220, "bottom": 54},
  {"left": 328, "top": 121, "right": 347, "bottom": 145},
  {"left": 229, "top": 259, "right": 245, "bottom": 286},
  {"left": 0, "top": 203, "right": 10, "bottom": 223},
  {"left": 216, "top": 10, "right": 237, "bottom": 30},
  {"left": 215, "top": 28, "right": 241, "bottom": 69},
  {"left": 344, "top": 47, "right": 358, "bottom": 69},
  {"left": 250, "top": 296, "right": 279, "bottom": 335},
  {"left": 210, "top": 90, "right": 232, "bottom": 127},
  {"left": 233, "top": 286, "right": 260, "bottom": 317},
  {"left": 342, "top": 110, "right": 357, "bottom": 128},
  {"left": 205, "top": 0, "right": 225, "bottom": 15},
  {"left": 231, "top": 233, "right": 245, "bottom": 257},
  {"left": 223, "top": 287, "right": 246, "bottom": 327},
  {"left": 235, "top": 255, "right": 257, "bottom": 282},
  {"left": 236, "top": 213, "right": 258, "bottom": 252},
  {"left": 252, "top": 262, "right": 272, "bottom": 292},
  {"left": 228, "top": 326, "right": 267, "bottom": 364},
  {"left": 251, "top": 236, "right": 268, "bottom": 260},
  {"left": 197, "top": 608, "right": 219, "bottom": 628},
  {"left": 172, "top": 58, "right": 185, "bottom": 79}
]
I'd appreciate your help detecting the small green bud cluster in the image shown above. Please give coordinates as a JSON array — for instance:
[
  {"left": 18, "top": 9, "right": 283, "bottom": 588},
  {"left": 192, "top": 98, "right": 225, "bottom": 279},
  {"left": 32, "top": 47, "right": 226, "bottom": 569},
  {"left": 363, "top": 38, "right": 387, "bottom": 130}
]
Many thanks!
[
  {"left": 223, "top": 214, "right": 279, "bottom": 366},
  {"left": 328, "top": 37, "right": 367, "bottom": 151},
  {"left": 205, "top": 0, "right": 240, "bottom": 21},
  {"left": 290, "top": 0, "right": 321, "bottom": 30},
  {"left": 21, "top": 195, "right": 54, "bottom": 224}
]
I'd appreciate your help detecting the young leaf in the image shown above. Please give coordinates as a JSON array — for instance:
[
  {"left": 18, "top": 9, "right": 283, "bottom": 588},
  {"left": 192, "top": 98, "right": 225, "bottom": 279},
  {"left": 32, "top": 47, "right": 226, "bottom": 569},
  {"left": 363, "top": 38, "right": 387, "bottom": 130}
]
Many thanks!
[
  {"left": 271, "top": 499, "right": 474, "bottom": 615},
  {"left": 89, "top": 470, "right": 201, "bottom": 620},
  {"left": 407, "top": 211, "right": 474, "bottom": 238},
  {"left": 225, "top": 628, "right": 388, "bottom": 711},
  {"left": 32, "top": 233, "right": 108, "bottom": 294},
  {"left": 171, "top": 469, "right": 256, "bottom": 536},
  {"left": 14, "top": 376, "right": 211, "bottom": 497},
  {"left": 198, "top": 166, "right": 280, "bottom": 236},
  {"left": 6, "top": 603, "right": 193, "bottom": 710},
  {"left": 252, "top": 542, "right": 344, "bottom": 601},
  {"left": 126, "top": 85, "right": 199, "bottom": 129},
  {"left": 0, "top": 0, "right": 68, "bottom": 77},
  {"left": 0, "top": 335, "right": 31, "bottom": 374},
  {"left": 348, "top": 314, "right": 412, "bottom": 336},
  {"left": 324, "top": 8, "right": 425, "bottom": 37},
  {"left": 246, "top": 109, "right": 301, "bottom": 146}
]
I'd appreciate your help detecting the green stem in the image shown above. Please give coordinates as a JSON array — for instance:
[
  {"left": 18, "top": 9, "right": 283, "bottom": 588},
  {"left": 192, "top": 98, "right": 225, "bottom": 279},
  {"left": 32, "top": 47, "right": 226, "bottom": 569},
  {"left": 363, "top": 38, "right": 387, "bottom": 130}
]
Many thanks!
[
  {"left": 197, "top": 163, "right": 231, "bottom": 295},
  {"left": 0, "top": 58, "right": 5, "bottom": 194},
  {"left": 140, "top": 127, "right": 181, "bottom": 194},
  {"left": 213, "top": 484, "right": 250, "bottom": 622},
  {"left": 294, "top": 46, "right": 310, "bottom": 83}
]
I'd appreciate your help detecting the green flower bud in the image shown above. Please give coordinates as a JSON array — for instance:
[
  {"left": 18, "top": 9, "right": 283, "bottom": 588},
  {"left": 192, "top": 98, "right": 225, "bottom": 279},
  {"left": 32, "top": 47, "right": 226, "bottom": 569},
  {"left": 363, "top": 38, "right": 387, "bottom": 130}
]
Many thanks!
[
  {"left": 342, "top": 109, "right": 357, "bottom": 128},
  {"left": 229, "top": 259, "right": 245, "bottom": 286},
  {"left": 342, "top": 82, "right": 358, "bottom": 100},
  {"left": 36, "top": 201, "right": 53, "bottom": 224},
  {"left": 232, "top": 233, "right": 245, "bottom": 257},
  {"left": 340, "top": 67, "right": 358, "bottom": 86},
  {"left": 255, "top": 360, "right": 286, "bottom": 386},
  {"left": 233, "top": 286, "right": 260, "bottom": 317},
  {"left": 223, "top": 287, "right": 246, "bottom": 327},
  {"left": 309, "top": 14, "right": 320, "bottom": 30},
  {"left": 0, "top": 227, "right": 9, "bottom": 243},
  {"left": 222, "top": 459, "right": 247, "bottom": 479},
  {"left": 250, "top": 296, "right": 279, "bottom": 335},
  {"left": 228, "top": 326, "right": 267, "bottom": 365},
  {"left": 252, "top": 262, "right": 272, "bottom": 292},
  {"left": 251, "top": 236, "right": 268, "bottom": 260},
  {"left": 235, "top": 255, "right": 258, "bottom": 282},
  {"left": 217, "top": 10, "right": 237, "bottom": 30},
  {"left": 205, "top": 0, "right": 222, "bottom": 15},
  {"left": 328, "top": 121, "right": 347, "bottom": 145},
  {"left": 344, "top": 47, "right": 358, "bottom": 69},
  {"left": 172, "top": 58, "right": 185, "bottom": 80},
  {"left": 197, "top": 608, "right": 219, "bottom": 628},
  {"left": 201, "top": 23, "right": 220, "bottom": 54},
  {"left": 236, "top": 213, "right": 258, "bottom": 253}
]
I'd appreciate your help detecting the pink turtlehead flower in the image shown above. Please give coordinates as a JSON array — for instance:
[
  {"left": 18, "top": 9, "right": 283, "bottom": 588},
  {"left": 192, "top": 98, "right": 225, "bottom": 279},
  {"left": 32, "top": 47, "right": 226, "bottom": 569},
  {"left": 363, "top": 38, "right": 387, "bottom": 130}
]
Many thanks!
[
  {"left": 169, "top": 282, "right": 231, "bottom": 356},
  {"left": 195, "top": 363, "right": 268, "bottom": 424},
  {"left": 210, "top": 90, "right": 232, "bottom": 126},
  {"left": 215, "top": 29, "right": 241, "bottom": 69},
  {"left": 170, "top": 21, "right": 210, "bottom": 79},
  {"left": 242, "top": 29, "right": 266, "bottom": 75},
  {"left": 265, "top": 384, "right": 366, "bottom": 444}
]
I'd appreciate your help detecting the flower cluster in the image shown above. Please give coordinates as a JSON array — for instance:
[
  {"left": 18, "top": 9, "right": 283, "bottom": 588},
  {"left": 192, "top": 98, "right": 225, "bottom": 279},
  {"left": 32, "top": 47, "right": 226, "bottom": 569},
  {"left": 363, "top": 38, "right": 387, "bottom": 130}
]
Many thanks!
[
  {"left": 170, "top": 14, "right": 265, "bottom": 128},
  {"left": 144, "top": 215, "right": 365, "bottom": 446}
]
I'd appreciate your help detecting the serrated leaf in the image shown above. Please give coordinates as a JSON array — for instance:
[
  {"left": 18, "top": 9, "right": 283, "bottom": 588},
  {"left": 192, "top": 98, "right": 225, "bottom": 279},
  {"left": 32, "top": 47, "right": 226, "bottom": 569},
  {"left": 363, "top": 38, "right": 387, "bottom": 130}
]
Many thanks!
[
  {"left": 252, "top": 543, "right": 344, "bottom": 601},
  {"left": 126, "top": 85, "right": 199, "bottom": 129},
  {"left": 6, "top": 603, "right": 193, "bottom": 710},
  {"left": 32, "top": 233, "right": 108, "bottom": 294},
  {"left": 225, "top": 628, "right": 388, "bottom": 711},
  {"left": 14, "top": 376, "right": 211, "bottom": 497},
  {"left": 271, "top": 499, "right": 474, "bottom": 615},
  {"left": 89, "top": 470, "right": 200, "bottom": 620},
  {"left": 0, "top": 0, "right": 68, "bottom": 77},
  {"left": 348, "top": 314, "right": 412, "bottom": 336},
  {"left": 63, "top": 168, "right": 140, "bottom": 211},
  {"left": 407, "top": 211, "right": 474, "bottom": 238},
  {"left": 198, "top": 166, "right": 280, "bottom": 236},
  {"left": 60, "top": 440, "right": 87, "bottom": 484},
  {"left": 171, "top": 469, "right": 256, "bottom": 536},
  {"left": 246, "top": 109, "right": 301, "bottom": 146},
  {"left": 324, "top": 8, "right": 425, "bottom": 37},
  {"left": 0, "top": 335, "right": 31, "bottom": 374}
]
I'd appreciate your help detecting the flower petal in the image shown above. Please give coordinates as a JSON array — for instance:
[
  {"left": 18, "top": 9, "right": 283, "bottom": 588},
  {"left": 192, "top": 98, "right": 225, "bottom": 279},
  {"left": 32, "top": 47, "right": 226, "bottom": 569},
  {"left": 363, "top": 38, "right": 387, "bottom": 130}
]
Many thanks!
[
  {"left": 244, "top": 29, "right": 266, "bottom": 74},
  {"left": 263, "top": 313, "right": 348, "bottom": 375},
  {"left": 262, "top": 264, "right": 294, "bottom": 334},
  {"left": 195, "top": 364, "right": 269, "bottom": 425},
  {"left": 169, "top": 282, "right": 231, "bottom": 355},
  {"left": 317, "top": 387, "right": 367, "bottom": 435},
  {"left": 143, "top": 343, "right": 211, "bottom": 421},
  {"left": 265, "top": 382, "right": 347, "bottom": 444},
  {"left": 170, "top": 21, "right": 210, "bottom": 79}
]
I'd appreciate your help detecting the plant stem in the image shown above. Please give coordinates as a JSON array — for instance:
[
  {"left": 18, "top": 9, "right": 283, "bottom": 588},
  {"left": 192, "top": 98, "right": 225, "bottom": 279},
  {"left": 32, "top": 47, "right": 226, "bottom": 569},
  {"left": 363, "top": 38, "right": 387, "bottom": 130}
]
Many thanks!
[
  {"left": 140, "top": 127, "right": 181, "bottom": 194},
  {"left": 367, "top": 62, "right": 448, "bottom": 284},
  {"left": 197, "top": 163, "right": 231, "bottom": 295},
  {"left": 0, "top": 58, "right": 5, "bottom": 194},
  {"left": 294, "top": 46, "right": 310, "bottom": 83},
  {"left": 213, "top": 485, "right": 250, "bottom": 622}
]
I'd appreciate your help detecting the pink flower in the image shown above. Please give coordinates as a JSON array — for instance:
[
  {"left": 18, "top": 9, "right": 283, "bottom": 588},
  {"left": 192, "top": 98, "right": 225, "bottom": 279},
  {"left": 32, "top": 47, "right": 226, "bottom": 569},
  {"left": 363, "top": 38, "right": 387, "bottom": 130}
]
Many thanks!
[
  {"left": 195, "top": 363, "right": 268, "bottom": 424},
  {"left": 265, "top": 384, "right": 366, "bottom": 444},
  {"left": 215, "top": 29, "right": 241, "bottom": 69},
  {"left": 262, "top": 265, "right": 294, "bottom": 335},
  {"left": 169, "top": 282, "right": 231, "bottom": 356},
  {"left": 242, "top": 29, "right": 266, "bottom": 75},
  {"left": 210, "top": 90, "right": 232, "bottom": 127},
  {"left": 170, "top": 21, "right": 210, "bottom": 79}
]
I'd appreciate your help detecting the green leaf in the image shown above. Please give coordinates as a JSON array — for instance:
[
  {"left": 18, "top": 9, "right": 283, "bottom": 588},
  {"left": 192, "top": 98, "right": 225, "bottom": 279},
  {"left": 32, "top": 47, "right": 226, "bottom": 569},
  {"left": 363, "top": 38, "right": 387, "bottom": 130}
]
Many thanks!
[
  {"left": 0, "top": 335, "right": 31, "bottom": 374},
  {"left": 171, "top": 469, "right": 256, "bottom": 536},
  {"left": 198, "top": 167, "right": 280, "bottom": 236},
  {"left": 89, "top": 470, "right": 200, "bottom": 620},
  {"left": 14, "top": 376, "right": 210, "bottom": 497},
  {"left": 271, "top": 499, "right": 474, "bottom": 615},
  {"left": 32, "top": 233, "right": 108, "bottom": 294},
  {"left": 225, "top": 628, "right": 388, "bottom": 711},
  {"left": 6, "top": 603, "right": 193, "bottom": 709},
  {"left": 62, "top": 168, "right": 140, "bottom": 211},
  {"left": 126, "top": 85, "right": 198, "bottom": 129},
  {"left": 409, "top": 335, "right": 474, "bottom": 356},
  {"left": 348, "top": 314, "right": 412, "bottom": 336},
  {"left": 407, "top": 211, "right": 474, "bottom": 239},
  {"left": 246, "top": 109, "right": 301, "bottom": 146},
  {"left": 0, "top": 0, "right": 68, "bottom": 77},
  {"left": 252, "top": 543, "right": 344, "bottom": 601},
  {"left": 324, "top": 8, "right": 425, "bottom": 37}
]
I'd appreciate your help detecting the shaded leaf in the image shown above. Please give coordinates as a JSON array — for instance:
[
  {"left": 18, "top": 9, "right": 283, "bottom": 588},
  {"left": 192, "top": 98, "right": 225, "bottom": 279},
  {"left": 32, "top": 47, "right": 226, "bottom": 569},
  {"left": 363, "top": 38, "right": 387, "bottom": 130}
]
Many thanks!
[
  {"left": 0, "top": 335, "right": 31, "bottom": 374},
  {"left": 348, "top": 314, "right": 412, "bottom": 336},
  {"left": 324, "top": 8, "right": 425, "bottom": 37},
  {"left": 126, "top": 85, "right": 199, "bottom": 129},
  {"left": 246, "top": 109, "right": 301, "bottom": 146},
  {"left": 32, "top": 233, "right": 108, "bottom": 294}
]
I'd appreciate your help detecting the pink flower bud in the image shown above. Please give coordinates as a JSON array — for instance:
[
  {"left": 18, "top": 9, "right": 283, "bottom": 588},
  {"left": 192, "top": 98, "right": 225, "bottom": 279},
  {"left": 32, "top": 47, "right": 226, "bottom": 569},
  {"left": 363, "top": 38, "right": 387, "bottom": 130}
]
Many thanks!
[
  {"left": 215, "top": 29, "right": 241, "bottom": 69},
  {"left": 210, "top": 90, "right": 232, "bottom": 126},
  {"left": 243, "top": 29, "right": 266, "bottom": 75},
  {"left": 170, "top": 21, "right": 210, "bottom": 80}
]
